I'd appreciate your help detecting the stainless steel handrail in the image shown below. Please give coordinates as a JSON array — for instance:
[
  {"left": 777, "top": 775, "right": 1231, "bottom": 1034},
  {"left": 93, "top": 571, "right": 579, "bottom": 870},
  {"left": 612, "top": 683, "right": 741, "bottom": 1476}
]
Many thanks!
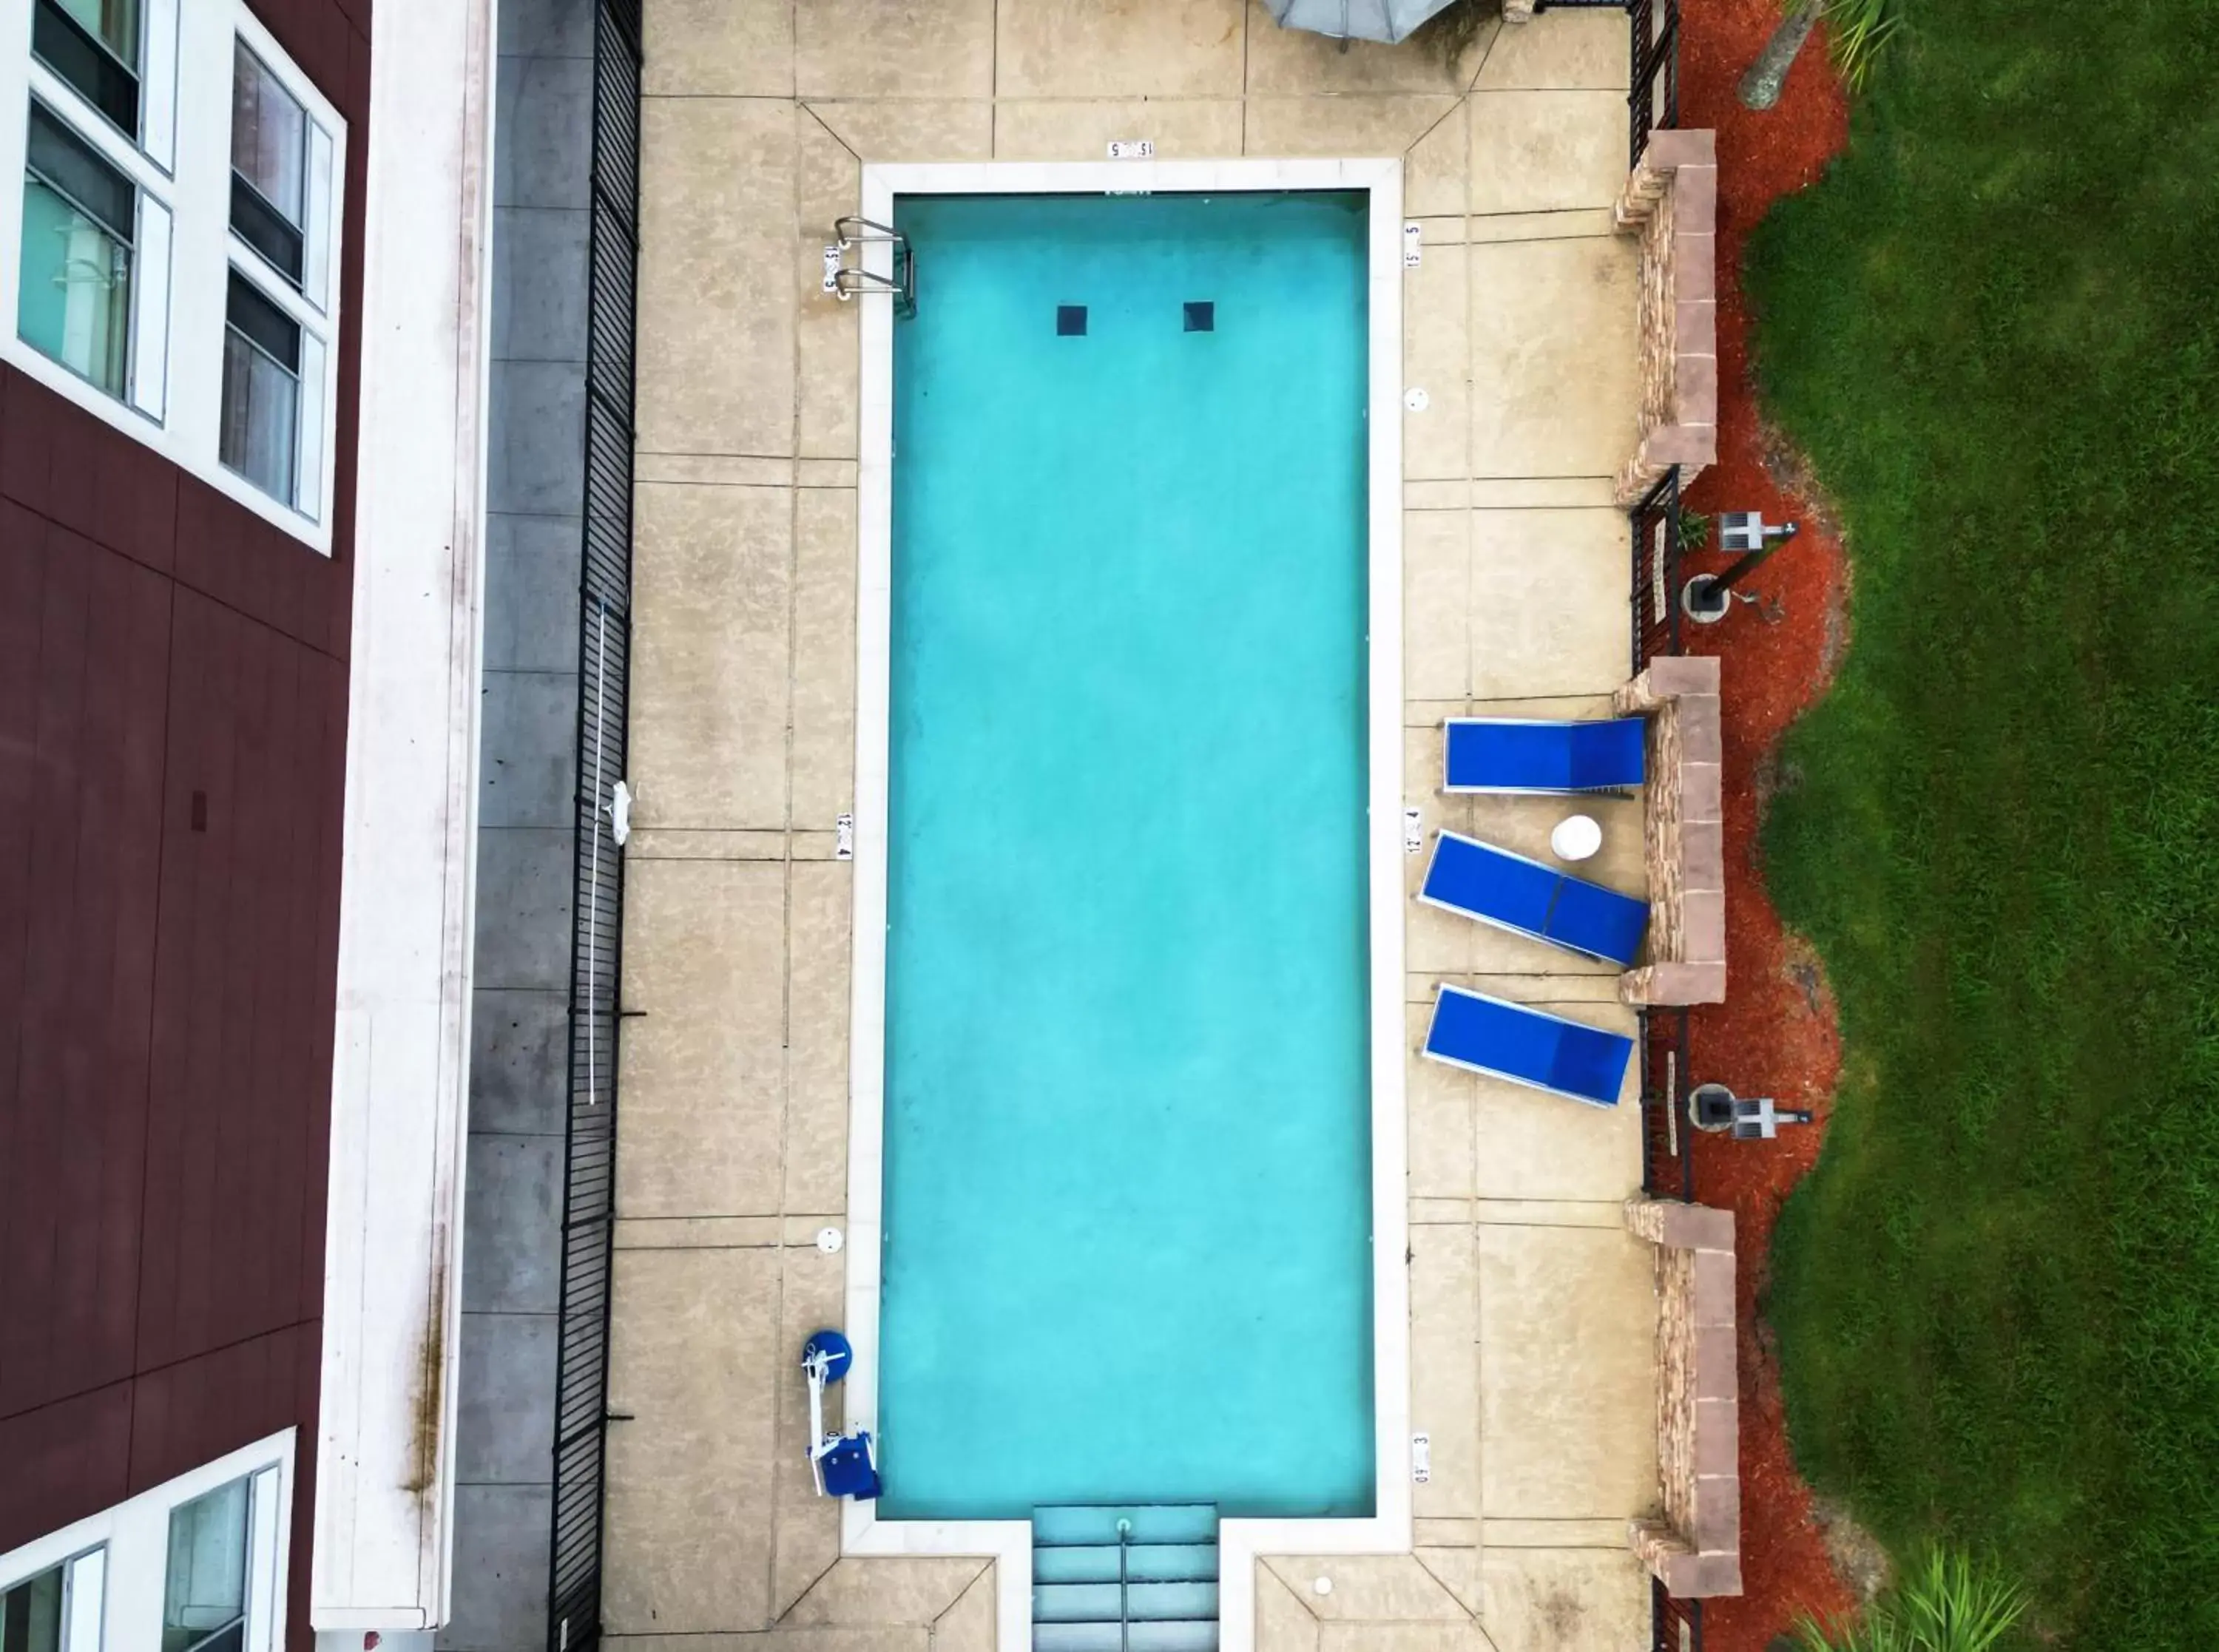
[
  {"left": 1115, "top": 1520, "right": 1132, "bottom": 1652},
  {"left": 826, "top": 217, "right": 916, "bottom": 314},
  {"left": 834, "top": 214, "right": 901, "bottom": 247}
]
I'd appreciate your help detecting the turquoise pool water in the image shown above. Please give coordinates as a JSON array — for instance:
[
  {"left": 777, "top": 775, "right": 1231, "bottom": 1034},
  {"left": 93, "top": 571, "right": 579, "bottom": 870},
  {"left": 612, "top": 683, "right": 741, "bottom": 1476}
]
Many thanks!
[{"left": 878, "top": 192, "right": 1374, "bottom": 1520}]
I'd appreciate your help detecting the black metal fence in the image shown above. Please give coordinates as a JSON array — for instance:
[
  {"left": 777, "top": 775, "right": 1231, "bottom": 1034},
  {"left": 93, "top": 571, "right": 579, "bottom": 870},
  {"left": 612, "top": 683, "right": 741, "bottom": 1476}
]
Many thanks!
[
  {"left": 1652, "top": 1578, "right": 1706, "bottom": 1652},
  {"left": 1629, "top": 0, "right": 1681, "bottom": 165},
  {"left": 1533, "top": 0, "right": 1681, "bottom": 164},
  {"left": 548, "top": 1, "right": 641, "bottom": 1650},
  {"left": 1637, "top": 1006, "right": 1695, "bottom": 1201},
  {"left": 1629, "top": 466, "right": 1682, "bottom": 672}
]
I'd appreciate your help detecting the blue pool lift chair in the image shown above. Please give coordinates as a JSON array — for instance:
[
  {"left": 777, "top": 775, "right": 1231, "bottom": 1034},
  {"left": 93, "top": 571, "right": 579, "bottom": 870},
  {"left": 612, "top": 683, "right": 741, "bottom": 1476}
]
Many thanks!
[
  {"left": 1419, "top": 830, "right": 1649, "bottom": 969},
  {"left": 803, "top": 1330, "right": 882, "bottom": 1500},
  {"left": 1443, "top": 716, "right": 1645, "bottom": 794},
  {"left": 817, "top": 1433, "right": 881, "bottom": 1501},
  {"left": 1422, "top": 984, "right": 1635, "bottom": 1108}
]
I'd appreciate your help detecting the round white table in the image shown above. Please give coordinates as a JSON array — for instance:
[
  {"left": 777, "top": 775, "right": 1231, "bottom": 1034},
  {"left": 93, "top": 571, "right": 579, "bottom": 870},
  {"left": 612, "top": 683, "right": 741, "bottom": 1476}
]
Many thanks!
[{"left": 1550, "top": 813, "right": 1603, "bottom": 863}]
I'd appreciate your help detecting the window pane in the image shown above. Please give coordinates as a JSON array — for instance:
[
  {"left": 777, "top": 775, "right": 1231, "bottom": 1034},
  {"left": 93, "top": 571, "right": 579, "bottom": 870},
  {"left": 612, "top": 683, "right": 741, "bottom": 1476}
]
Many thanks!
[
  {"left": 228, "top": 175, "right": 301, "bottom": 287},
  {"left": 60, "top": 1553, "right": 104, "bottom": 1652},
  {"left": 163, "top": 1479, "right": 250, "bottom": 1652},
  {"left": 221, "top": 277, "right": 300, "bottom": 507},
  {"left": 53, "top": 0, "right": 137, "bottom": 64},
  {"left": 26, "top": 103, "right": 134, "bottom": 242},
  {"left": 33, "top": 0, "right": 141, "bottom": 136},
  {"left": 221, "top": 330, "right": 298, "bottom": 504},
  {"left": 230, "top": 45, "right": 304, "bottom": 226},
  {"left": 18, "top": 174, "right": 132, "bottom": 398},
  {"left": 0, "top": 1564, "right": 65, "bottom": 1652},
  {"left": 226, "top": 270, "right": 298, "bottom": 373}
]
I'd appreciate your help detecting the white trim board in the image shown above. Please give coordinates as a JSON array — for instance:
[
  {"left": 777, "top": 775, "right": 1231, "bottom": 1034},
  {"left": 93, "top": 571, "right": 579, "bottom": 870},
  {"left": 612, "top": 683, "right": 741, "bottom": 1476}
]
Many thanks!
[
  {"left": 842, "top": 157, "right": 1410, "bottom": 1652},
  {"left": 312, "top": 0, "right": 495, "bottom": 1634}
]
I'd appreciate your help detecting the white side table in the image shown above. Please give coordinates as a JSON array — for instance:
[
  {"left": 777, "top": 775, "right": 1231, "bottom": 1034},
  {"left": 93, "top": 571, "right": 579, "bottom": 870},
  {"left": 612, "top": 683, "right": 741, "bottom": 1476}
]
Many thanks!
[{"left": 1550, "top": 813, "right": 1602, "bottom": 863}]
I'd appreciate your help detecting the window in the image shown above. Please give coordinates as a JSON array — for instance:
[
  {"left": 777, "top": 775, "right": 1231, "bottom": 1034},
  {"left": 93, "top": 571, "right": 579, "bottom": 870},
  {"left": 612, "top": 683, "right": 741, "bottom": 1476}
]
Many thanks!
[
  {"left": 0, "top": 1438, "right": 290, "bottom": 1652},
  {"left": 32, "top": 0, "right": 138, "bottom": 138},
  {"left": 0, "top": 1550, "right": 104, "bottom": 1652},
  {"left": 220, "top": 40, "right": 330, "bottom": 515},
  {"left": 19, "top": 98, "right": 132, "bottom": 394},
  {"left": 0, "top": 3, "right": 344, "bottom": 549},
  {"left": 229, "top": 44, "right": 300, "bottom": 285},
  {"left": 11, "top": 0, "right": 172, "bottom": 419},
  {"left": 221, "top": 270, "right": 296, "bottom": 501},
  {"left": 155, "top": 1468, "right": 279, "bottom": 1652}
]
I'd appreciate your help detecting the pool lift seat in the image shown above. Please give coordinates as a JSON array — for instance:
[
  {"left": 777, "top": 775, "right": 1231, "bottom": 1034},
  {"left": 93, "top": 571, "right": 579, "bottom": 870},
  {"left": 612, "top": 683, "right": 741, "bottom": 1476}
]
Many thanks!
[{"left": 803, "top": 1330, "right": 882, "bottom": 1500}]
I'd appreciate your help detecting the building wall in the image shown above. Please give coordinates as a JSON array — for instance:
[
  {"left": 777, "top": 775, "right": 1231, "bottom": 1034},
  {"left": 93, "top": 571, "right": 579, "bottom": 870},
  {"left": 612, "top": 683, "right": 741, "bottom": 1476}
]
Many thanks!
[{"left": 0, "top": 1, "right": 370, "bottom": 1645}]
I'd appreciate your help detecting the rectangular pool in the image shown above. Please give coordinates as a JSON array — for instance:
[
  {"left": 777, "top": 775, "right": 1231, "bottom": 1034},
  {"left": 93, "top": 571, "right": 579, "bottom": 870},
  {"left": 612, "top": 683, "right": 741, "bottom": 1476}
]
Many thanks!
[{"left": 875, "top": 192, "right": 1375, "bottom": 1521}]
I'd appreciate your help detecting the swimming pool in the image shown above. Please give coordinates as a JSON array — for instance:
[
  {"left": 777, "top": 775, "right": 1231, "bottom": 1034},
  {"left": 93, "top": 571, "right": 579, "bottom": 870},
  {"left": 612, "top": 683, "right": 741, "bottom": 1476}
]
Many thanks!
[{"left": 871, "top": 190, "right": 1375, "bottom": 1521}]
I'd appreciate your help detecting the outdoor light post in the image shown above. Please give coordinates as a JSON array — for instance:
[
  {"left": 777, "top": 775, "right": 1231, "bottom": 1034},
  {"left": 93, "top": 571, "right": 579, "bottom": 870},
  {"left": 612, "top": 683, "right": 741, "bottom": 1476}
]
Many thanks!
[
  {"left": 1689, "top": 1082, "right": 1816, "bottom": 1141},
  {"left": 1682, "top": 510, "right": 1800, "bottom": 623}
]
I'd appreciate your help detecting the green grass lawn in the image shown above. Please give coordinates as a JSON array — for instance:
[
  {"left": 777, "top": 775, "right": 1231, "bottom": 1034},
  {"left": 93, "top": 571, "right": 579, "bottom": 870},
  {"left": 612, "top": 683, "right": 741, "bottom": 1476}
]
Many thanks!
[{"left": 1745, "top": 1, "right": 2219, "bottom": 1645}]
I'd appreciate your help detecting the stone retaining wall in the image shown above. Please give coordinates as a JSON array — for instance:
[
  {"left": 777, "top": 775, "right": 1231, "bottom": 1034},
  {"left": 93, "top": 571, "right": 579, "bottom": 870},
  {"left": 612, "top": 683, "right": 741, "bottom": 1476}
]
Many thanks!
[
  {"left": 1615, "top": 655, "right": 1724, "bottom": 1006},
  {"left": 1625, "top": 1196, "right": 1743, "bottom": 1597},
  {"left": 1614, "top": 129, "right": 1719, "bottom": 506}
]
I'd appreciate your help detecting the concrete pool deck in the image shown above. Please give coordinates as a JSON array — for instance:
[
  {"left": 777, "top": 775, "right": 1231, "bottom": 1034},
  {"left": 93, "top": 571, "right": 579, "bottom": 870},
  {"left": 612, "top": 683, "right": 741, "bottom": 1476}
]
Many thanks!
[{"left": 604, "top": 4, "right": 1655, "bottom": 1650}]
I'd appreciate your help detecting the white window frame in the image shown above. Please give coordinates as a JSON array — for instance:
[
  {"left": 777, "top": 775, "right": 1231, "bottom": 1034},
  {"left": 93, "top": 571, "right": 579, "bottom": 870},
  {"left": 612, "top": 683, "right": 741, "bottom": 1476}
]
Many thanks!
[
  {"left": 0, "top": 0, "right": 345, "bottom": 554},
  {"left": 0, "top": 1431, "right": 294, "bottom": 1652},
  {"left": 0, "top": 1540, "right": 107, "bottom": 1652}
]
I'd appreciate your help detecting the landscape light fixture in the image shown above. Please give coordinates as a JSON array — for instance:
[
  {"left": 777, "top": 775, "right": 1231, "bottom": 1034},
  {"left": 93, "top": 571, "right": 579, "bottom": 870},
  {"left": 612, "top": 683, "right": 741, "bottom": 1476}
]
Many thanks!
[
  {"left": 1688, "top": 1082, "right": 1816, "bottom": 1141},
  {"left": 1682, "top": 510, "right": 1800, "bottom": 623}
]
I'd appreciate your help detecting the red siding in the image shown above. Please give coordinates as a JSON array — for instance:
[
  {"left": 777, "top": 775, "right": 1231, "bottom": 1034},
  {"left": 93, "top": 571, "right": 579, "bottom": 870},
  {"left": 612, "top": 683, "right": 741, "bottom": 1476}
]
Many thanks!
[
  {"left": 0, "top": 515, "right": 169, "bottom": 1420},
  {"left": 137, "top": 592, "right": 346, "bottom": 1373},
  {"left": 0, "top": 1383, "right": 135, "bottom": 1538},
  {"left": 0, "top": 2, "right": 371, "bottom": 1628}
]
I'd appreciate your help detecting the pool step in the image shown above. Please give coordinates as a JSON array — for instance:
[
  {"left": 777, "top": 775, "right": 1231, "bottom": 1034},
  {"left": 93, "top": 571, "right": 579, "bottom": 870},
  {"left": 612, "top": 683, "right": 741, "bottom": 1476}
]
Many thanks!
[
  {"left": 1033, "top": 1505, "right": 1220, "bottom": 1548},
  {"left": 1033, "top": 1624, "right": 1217, "bottom": 1652},
  {"left": 1031, "top": 1506, "right": 1219, "bottom": 1652},
  {"left": 1033, "top": 1545, "right": 1220, "bottom": 1585},
  {"left": 1034, "top": 1582, "right": 1220, "bottom": 1622}
]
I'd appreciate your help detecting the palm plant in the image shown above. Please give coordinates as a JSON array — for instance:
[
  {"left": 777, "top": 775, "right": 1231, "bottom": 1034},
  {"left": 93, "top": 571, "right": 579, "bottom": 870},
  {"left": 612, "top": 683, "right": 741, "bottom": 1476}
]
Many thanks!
[
  {"left": 1821, "top": 0, "right": 1901, "bottom": 93},
  {"left": 1794, "top": 1551, "right": 2027, "bottom": 1652},
  {"left": 1739, "top": 0, "right": 1899, "bottom": 109}
]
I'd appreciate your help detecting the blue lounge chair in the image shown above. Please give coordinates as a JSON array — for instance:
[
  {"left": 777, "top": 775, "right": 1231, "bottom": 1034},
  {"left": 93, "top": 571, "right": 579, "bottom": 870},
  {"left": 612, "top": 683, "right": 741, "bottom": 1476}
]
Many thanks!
[
  {"left": 1422, "top": 984, "right": 1633, "bottom": 1108},
  {"left": 1444, "top": 717, "right": 1645, "bottom": 794},
  {"left": 1419, "top": 830, "right": 1649, "bottom": 968}
]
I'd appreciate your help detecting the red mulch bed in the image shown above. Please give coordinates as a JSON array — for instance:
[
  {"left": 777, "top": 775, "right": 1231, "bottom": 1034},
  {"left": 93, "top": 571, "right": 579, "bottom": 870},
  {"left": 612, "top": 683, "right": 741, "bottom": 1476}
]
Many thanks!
[{"left": 1669, "top": 4, "right": 1857, "bottom": 1646}]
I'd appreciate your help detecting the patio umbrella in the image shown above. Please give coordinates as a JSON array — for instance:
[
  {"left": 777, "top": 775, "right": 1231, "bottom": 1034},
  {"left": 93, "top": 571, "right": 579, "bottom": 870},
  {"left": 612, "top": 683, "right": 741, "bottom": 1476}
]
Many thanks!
[{"left": 1262, "top": 0, "right": 1464, "bottom": 43}]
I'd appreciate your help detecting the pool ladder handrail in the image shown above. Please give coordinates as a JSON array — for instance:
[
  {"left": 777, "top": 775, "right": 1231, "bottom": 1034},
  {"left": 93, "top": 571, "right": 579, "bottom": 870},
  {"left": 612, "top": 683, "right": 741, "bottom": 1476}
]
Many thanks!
[
  {"left": 1115, "top": 1520, "right": 1132, "bottom": 1652},
  {"left": 827, "top": 215, "right": 916, "bottom": 316}
]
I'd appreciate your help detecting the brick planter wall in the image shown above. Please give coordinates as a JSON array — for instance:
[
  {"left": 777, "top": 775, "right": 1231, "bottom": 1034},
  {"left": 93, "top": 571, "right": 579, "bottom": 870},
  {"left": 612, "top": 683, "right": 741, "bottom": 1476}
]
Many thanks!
[
  {"left": 1614, "top": 129, "right": 1718, "bottom": 507},
  {"left": 1615, "top": 655, "right": 1725, "bottom": 1006},
  {"left": 1625, "top": 1197, "right": 1743, "bottom": 1597}
]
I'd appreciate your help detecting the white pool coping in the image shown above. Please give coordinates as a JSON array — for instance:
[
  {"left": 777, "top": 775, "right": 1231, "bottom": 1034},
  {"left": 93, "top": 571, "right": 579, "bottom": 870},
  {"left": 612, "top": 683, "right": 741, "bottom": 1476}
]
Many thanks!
[{"left": 843, "top": 158, "right": 1411, "bottom": 1652}]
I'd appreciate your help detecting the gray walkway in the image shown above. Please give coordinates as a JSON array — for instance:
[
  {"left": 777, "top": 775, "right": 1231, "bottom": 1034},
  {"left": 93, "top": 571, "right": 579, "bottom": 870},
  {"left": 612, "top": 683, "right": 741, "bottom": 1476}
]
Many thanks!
[{"left": 446, "top": 0, "right": 592, "bottom": 1645}]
